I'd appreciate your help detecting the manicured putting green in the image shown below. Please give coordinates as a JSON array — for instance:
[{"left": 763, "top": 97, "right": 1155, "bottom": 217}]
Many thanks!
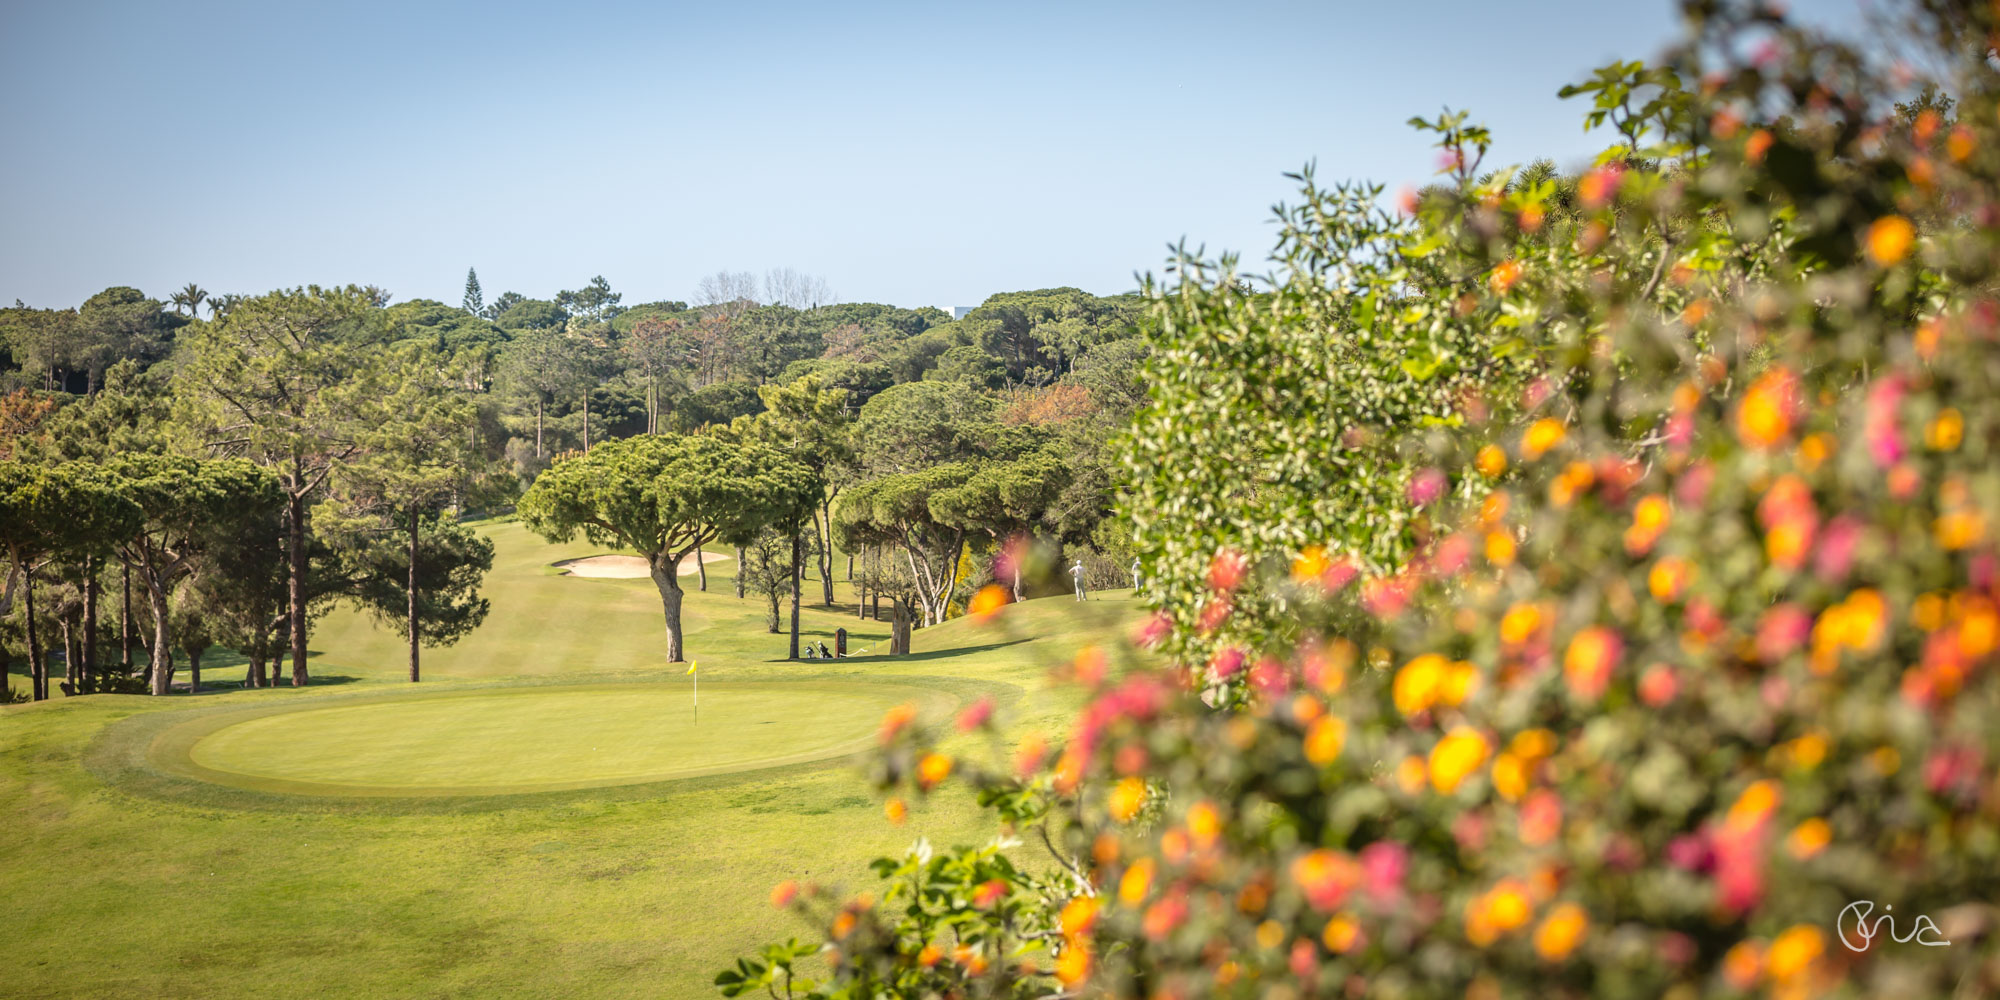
[{"left": 154, "top": 680, "right": 953, "bottom": 796}]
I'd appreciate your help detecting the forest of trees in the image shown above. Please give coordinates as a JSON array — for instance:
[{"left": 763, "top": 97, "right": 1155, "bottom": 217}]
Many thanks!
[{"left": 0, "top": 269, "right": 1150, "bottom": 700}]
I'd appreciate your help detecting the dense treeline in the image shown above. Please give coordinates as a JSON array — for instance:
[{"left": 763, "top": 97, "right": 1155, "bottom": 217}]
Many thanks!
[{"left": 0, "top": 269, "right": 1148, "bottom": 699}]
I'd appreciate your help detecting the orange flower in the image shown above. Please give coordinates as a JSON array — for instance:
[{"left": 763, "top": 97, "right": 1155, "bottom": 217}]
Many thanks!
[
  {"left": 1936, "top": 510, "right": 1986, "bottom": 550},
  {"left": 968, "top": 583, "right": 1010, "bottom": 621},
  {"left": 1509, "top": 729, "right": 1557, "bottom": 760},
  {"left": 1533, "top": 903, "right": 1588, "bottom": 961},
  {"left": 1059, "top": 896, "right": 1101, "bottom": 939},
  {"left": 1429, "top": 727, "right": 1491, "bottom": 794},
  {"left": 1476, "top": 444, "right": 1508, "bottom": 478},
  {"left": 1465, "top": 879, "right": 1534, "bottom": 946},
  {"left": 917, "top": 943, "right": 943, "bottom": 967},
  {"left": 951, "top": 944, "right": 987, "bottom": 973},
  {"left": 884, "top": 797, "right": 908, "bottom": 825},
  {"left": 1489, "top": 259, "right": 1523, "bottom": 294},
  {"left": 1767, "top": 925, "right": 1824, "bottom": 985},
  {"left": 1927, "top": 408, "right": 1964, "bottom": 451},
  {"left": 917, "top": 753, "right": 953, "bottom": 789},
  {"left": 1563, "top": 626, "right": 1623, "bottom": 700},
  {"left": 1648, "top": 557, "right": 1693, "bottom": 602},
  {"left": 1108, "top": 777, "right": 1148, "bottom": 823},
  {"left": 1727, "top": 779, "right": 1781, "bottom": 833},
  {"left": 1745, "top": 129, "right": 1774, "bottom": 163},
  {"left": 1054, "top": 944, "right": 1091, "bottom": 986},
  {"left": 1721, "top": 941, "right": 1763, "bottom": 989},
  {"left": 1947, "top": 124, "right": 1976, "bottom": 162},
  {"left": 1787, "top": 818, "right": 1832, "bottom": 860},
  {"left": 1484, "top": 530, "right": 1517, "bottom": 567},
  {"left": 1291, "top": 849, "right": 1361, "bottom": 911},
  {"left": 1118, "top": 858, "right": 1155, "bottom": 905},
  {"left": 1322, "top": 913, "right": 1363, "bottom": 953},
  {"left": 1304, "top": 716, "right": 1347, "bottom": 765},
  {"left": 1625, "top": 495, "right": 1671, "bottom": 555},
  {"left": 1736, "top": 366, "right": 1800, "bottom": 449},
  {"left": 1439, "top": 661, "right": 1480, "bottom": 707},
  {"left": 879, "top": 703, "right": 918, "bottom": 744},
  {"left": 770, "top": 880, "right": 800, "bottom": 908},
  {"left": 1866, "top": 215, "right": 1915, "bottom": 265},
  {"left": 830, "top": 909, "right": 858, "bottom": 940},
  {"left": 1395, "top": 755, "right": 1427, "bottom": 795},
  {"left": 1492, "top": 752, "right": 1530, "bottom": 802},
  {"left": 1522, "top": 418, "right": 1567, "bottom": 460}
]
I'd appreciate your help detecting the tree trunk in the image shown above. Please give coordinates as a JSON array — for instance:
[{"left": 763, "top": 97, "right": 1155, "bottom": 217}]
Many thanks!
[
  {"left": 0, "top": 631, "right": 10, "bottom": 700},
  {"left": 61, "top": 611, "right": 79, "bottom": 693},
  {"left": 734, "top": 545, "right": 746, "bottom": 598},
  {"left": 535, "top": 398, "right": 545, "bottom": 458},
  {"left": 145, "top": 580, "right": 173, "bottom": 697},
  {"left": 696, "top": 543, "right": 707, "bottom": 591},
  {"left": 582, "top": 387, "right": 591, "bottom": 453},
  {"left": 248, "top": 656, "right": 264, "bottom": 689},
  {"left": 188, "top": 648, "right": 201, "bottom": 694},
  {"left": 287, "top": 483, "right": 309, "bottom": 687},
  {"left": 120, "top": 564, "right": 133, "bottom": 671},
  {"left": 82, "top": 556, "right": 98, "bottom": 688},
  {"left": 816, "top": 506, "right": 835, "bottom": 606},
  {"left": 24, "top": 568, "right": 44, "bottom": 701},
  {"left": 649, "top": 557, "right": 687, "bottom": 663},
  {"left": 891, "top": 597, "right": 911, "bottom": 655},
  {"left": 788, "top": 533, "right": 802, "bottom": 660},
  {"left": 846, "top": 553, "right": 853, "bottom": 583},
  {"left": 407, "top": 506, "right": 421, "bottom": 683}
]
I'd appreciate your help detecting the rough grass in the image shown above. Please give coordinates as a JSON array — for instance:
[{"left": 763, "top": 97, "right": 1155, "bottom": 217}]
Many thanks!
[{"left": 1, "top": 519, "right": 1141, "bottom": 999}]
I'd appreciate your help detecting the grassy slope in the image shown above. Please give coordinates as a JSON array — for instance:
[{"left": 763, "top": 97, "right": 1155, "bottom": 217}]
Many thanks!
[{"left": 0, "top": 520, "right": 1138, "bottom": 1000}]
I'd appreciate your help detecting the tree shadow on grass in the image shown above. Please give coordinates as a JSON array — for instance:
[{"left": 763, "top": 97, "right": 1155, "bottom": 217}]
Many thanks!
[{"left": 798, "top": 638, "right": 1034, "bottom": 665}]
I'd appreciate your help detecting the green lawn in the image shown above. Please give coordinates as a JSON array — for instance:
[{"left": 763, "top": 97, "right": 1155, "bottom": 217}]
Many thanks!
[{"left": 1, "top": 520, "right": 1141, "bottom": 999}]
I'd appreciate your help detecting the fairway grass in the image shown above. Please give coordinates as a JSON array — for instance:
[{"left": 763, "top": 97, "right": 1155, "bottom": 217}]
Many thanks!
[{"left": 2, "top": 519, "right": 1143, "bottom": 999}]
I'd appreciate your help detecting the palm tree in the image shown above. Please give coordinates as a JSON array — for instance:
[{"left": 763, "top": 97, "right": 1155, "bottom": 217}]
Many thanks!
[{"left": 172, "top": 283, "right": 208, "bottom": 317}]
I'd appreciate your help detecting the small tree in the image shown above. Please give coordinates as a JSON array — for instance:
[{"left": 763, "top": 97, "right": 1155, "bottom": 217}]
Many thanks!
[
  {"left": 736, "top": 529, "right": 793, "bottom": 633},
  {"left": 518, "top": 434, "right": 817, "bottom": 662}
]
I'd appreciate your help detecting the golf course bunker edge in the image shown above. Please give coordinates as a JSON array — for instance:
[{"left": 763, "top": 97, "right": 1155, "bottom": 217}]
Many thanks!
[{"left": 145, "top": 679, "right": 956, "bottom": 797}]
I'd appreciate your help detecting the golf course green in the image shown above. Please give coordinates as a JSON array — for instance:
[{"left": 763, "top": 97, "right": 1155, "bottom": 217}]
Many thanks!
[
  {"left": 2, "top": 518, "right": 1140, "bottom": 999},
  {"left": 158, "top": 680, "right": 957, "bottom": 795}
]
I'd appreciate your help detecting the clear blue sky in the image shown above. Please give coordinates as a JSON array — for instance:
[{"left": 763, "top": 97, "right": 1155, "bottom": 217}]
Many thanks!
[{"left": 0, "top": 1, "right": 1861, "bottom": 313}]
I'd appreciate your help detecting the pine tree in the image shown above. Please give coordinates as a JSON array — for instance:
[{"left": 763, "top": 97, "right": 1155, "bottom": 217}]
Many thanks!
[{"left": 462, "top": 268, "right": 483, "bottom": 316}]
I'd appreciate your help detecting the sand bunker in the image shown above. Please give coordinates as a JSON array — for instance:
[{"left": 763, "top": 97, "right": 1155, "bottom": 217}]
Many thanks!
[{"left": 554, "top": 552, "right": 732, "bottom": 579}]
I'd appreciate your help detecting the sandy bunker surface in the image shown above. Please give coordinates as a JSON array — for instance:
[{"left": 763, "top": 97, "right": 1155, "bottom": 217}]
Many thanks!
[{"left": 554, "top": 552, "right": 732, "bottom": 579}]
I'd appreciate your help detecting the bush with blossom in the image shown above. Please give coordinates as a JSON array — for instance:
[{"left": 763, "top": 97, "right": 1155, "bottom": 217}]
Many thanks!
[{"left": 723, "top": 3, "right": 2000, "bottom": 997}]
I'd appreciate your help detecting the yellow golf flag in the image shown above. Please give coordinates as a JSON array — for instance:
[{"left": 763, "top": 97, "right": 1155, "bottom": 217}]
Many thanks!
[{"left": 685, "top": 660, "right": 698, "bottom": 675}]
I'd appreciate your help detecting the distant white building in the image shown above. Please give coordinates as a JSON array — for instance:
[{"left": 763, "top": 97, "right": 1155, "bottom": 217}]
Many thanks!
[{"left": 951, "top": 306, "right": 974, "bottom": 320}]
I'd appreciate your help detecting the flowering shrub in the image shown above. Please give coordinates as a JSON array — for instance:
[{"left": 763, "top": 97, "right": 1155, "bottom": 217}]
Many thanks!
[{"left": 723, "top": 3, "right": 2000, "bottom": 997}]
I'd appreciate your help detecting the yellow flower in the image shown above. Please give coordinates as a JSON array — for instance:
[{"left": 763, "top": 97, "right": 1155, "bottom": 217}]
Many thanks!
[
  {"left": 1439, "top": 660, "right": 1480, "bottom": 707},
  {"left": 1476, "top": 444, "right": 1508, "bottom": 477},
  {"left": 1767, "top": 925, "right": 1824, "bottom": 984},
  {"left": 1291, "top": 544, "right": 1330, "bottom": 583},
  {"left": 1533, "top": 903, "right": 1588, "bottom": 961},
  {"left": 1108, "top": 777, "right": 1148, "bottom": 823},
  {"left": 1484, "top": 530, "right": 1517, "bottom": 567},
  {"left": 1866, "top": 215, "right": 1916, "bottom": 265},
  {"left": 1787, "top": 818, "right": 1832, "bottom": 860},
  {"left": 1936, "top": 510, "right": 1986, "bottom": 550},
  {"left": 1521, "top": 418, "right": 1567, "bottom": 460},
  {"left": 1393, "top": 654, "right": 1449, "bottom": 716},
  {"left": 1186, "top": 800, "right": 1222, "bottom": 850},
  {"left": 1509, "top": 729, "right": 1557, "bottom": 760},
  {"left": 1726, "top": 779, "right": 1781, "bottom": 832},
  {"left": 1118, "top": 858, "right": 1155, "bottom": 905},
  {"left": 917, "top": 752, "right": 953, "bottom": 789},
  {"left": 1303, "top": 716, "right": 1347, "bottom": 765},
  {"left": 1500, "top": 602, "right": 1543, "bottom": 645},
  {"left": 1927, "top": 408, "right": 1964, "bottom": 451},
  {"left": 1648, "top": 557, "right": 1692, "bottom": 602},
  {"left": 1798, "top": 432, "right": 1832, "bottom": 471},
  {"left": 1736, "top": 366, "right": 1798, "bottom": 449},
  {"left": 1429, "top": 727, "right": 1491, "bottom": 794},
  {"left": 1785, "top": 731, "right": 1829, "bottom": 771}
]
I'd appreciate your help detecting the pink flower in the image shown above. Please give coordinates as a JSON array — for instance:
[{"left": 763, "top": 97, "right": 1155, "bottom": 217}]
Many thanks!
[
  {"left": 1675, "top": 461, "right": 1714, "bottom": 507},
  {"left": 1209, "top": 647, "right": 1247, "bottom": 681},
  {"left": 1319, "top": 558, "right": 1359, "bottom": 593},
  {"left": 1407, "top": 468, "right": 1447, "bottom": 506},
  {"left": 1134, "top": 612, "right": 1173, "bottom": 649},
  {"left": 1756, "top": 604, "right": 1813, "bottom": 663},
  {"left": 1360, "top": 576, "right": 1412, "bottom": 620},
  {"left": 1666, "top": 833, "right": 1713, "bottom": 872},
  {"left": 1451, "top": 812, "right": 1488, "bottom": 853},
  {"left": 1865, "top": 376, "right": 1908, "bottom": 468},
  {"left": 1249, "top": 657, "right": 1289, "bottom": 698},
  {"left": 956, "top": 696, "right": 995, "bottom": 733},
  {"left": 1432, "top": 534, "right": 1472, "bottom": 576},
  {"left": 1814, "top": 517, "right": 1862, "bottom": 583},
  {"left": 1208, "top": 548, "right": 1249, "bottom": 593},
  {"left": 1359, "top": 841, "right": 1408, "bottom": 901},
  {"left": 1639, "top": 664, "right": 1679, "bottom": 707}
]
